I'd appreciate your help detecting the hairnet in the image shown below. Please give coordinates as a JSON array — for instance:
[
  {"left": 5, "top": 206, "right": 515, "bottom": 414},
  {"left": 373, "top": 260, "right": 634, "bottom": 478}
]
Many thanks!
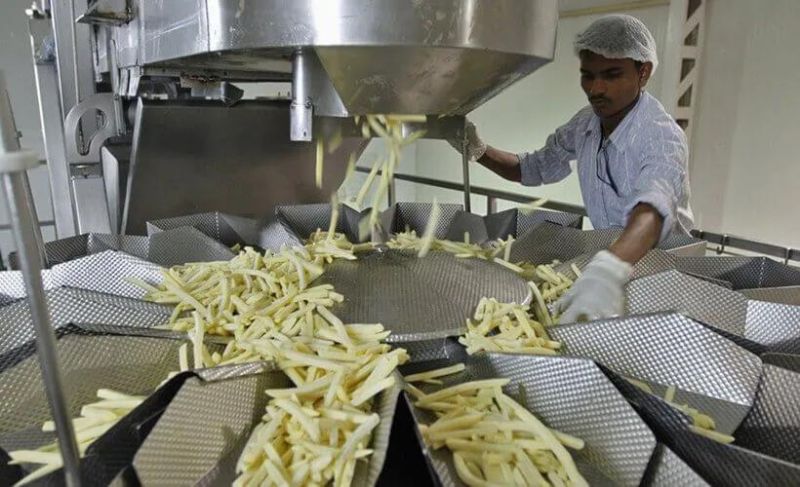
[{"left": 574, "top": 14, "right": 658, "bottom": 73}]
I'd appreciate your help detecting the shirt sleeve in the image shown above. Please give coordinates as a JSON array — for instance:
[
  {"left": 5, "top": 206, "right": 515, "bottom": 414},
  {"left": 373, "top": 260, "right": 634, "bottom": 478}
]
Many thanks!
[
  {"left": 623, "top": 127, "right": 689, "bottom": 243},
  {"left": 517, "top": 111, "right": 584, "bottom": 186}
]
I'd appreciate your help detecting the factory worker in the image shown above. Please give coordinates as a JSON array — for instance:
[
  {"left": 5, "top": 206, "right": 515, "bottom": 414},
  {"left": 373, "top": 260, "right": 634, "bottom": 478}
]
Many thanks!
[{"left": 450, "top": 14, "right": 693, "bottom": 323}]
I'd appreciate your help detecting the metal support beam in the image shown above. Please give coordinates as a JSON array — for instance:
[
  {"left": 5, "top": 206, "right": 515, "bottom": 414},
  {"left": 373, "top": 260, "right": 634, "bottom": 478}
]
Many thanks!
[{"left": 29, "top": 15, "right": 78, "bottom": 237}]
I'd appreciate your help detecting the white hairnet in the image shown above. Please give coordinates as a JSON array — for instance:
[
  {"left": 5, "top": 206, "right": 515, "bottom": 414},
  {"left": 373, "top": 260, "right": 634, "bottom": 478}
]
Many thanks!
[{"left": 574, "top": 14, "right": 658, "bottom": 73}]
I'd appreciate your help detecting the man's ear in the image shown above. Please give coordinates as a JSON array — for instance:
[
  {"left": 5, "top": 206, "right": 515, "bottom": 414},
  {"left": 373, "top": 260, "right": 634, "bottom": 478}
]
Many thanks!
[{"left": 639, "top": 62, "right": 654, "bottom": 86}]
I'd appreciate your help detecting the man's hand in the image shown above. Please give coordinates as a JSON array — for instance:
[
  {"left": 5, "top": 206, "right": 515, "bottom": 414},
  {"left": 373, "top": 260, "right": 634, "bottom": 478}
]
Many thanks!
[
  {"left": 447, "top": 120, "right": 487, "bottom": 161},
  {"left": 554, "top": 250, "right": 632, "bottom": 323}
]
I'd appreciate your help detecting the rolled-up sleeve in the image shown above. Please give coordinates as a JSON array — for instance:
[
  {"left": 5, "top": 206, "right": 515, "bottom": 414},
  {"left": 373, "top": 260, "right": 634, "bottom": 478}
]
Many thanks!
[
  {"left": 517, "top": 114, "right": 581, "bottom": 186},
  {"left": 623, "top": 133, "right": 689, "bottom": 242}
]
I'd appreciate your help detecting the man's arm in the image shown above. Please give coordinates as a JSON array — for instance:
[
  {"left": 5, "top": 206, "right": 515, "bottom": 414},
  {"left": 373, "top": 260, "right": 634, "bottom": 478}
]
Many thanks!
[
  {"left": 450, "top": 115, "right": 582, "bottom": 186},
  {"left": 608, "top": 203, "right": 663, "bottom": 264},
  {"left": 476, "top": 147, "right": 522, "bottom": 182}
]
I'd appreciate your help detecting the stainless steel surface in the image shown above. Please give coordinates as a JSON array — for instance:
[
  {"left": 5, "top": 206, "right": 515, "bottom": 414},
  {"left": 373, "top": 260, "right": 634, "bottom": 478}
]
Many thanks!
[
  {"left": 290, "top": 50, "right": 312, "bottom": 142},
  {"left": 19, "top": 173, "right": 48, "bottom": 268},
  {"left": 461, "top": 139, "right": 472, "bottom": 212},
  {"left": 315, "top": 249, "right": 531, "bottom": 342},
  {"left": 0, "top": 172, "right": 81, "bottom": 485},
  {"left": 71, "top": 163, "right": 112, "bottom": 233},
  {"left": 76, "top": 0, "right": 133, "bottom": 25},
  {"left": 29, "top": 27, "right": 78, "bottom": 237},
  {"left": 122, "top": 99, "right": 368, "bottom": 235},
  {"left": 63, "top": 92, "right": 120, "bottom": 163},
  {"left": 402, "top": 352, "right": 658, "bottom": 486},
  {"left": 549, "top": 312, "right": 763, "bottom": 432},
  {"left": 100, "top": 144, "right": 130, "bottom": 233},
  {"left": 444, "top": 208, "right": 584, "bottom": 244},
  {"left": 740, "top": 286, "right": 800, "bottom": 306},
  {"left": 118, "top": 0, "right": 558, "bottom": 116},
  {"left": 50, "top": 0, "right": 94, "bottom": 117}
]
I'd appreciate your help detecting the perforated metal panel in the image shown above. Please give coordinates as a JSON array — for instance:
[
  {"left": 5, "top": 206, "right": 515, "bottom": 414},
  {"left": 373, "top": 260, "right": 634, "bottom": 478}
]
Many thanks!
[
  {"left": 276, "top": 203, "right": 372, "bottom": 243},
  {"left": 132, "top": 373, "right": 278, "bottom": 486},
  {"left": 744, "top": 300, "right": 800, "bottom": 353},
  {"left": 316, "top": 249, "right": 530, "bottom": 342},
  {"left": 0, "top": 330, "right": 183, "bottom": 451},
  {"left": 402, "top": 353, "right": 657, "bottom": 487},
  {"left": 676, "top": 256, "right": 800, "bottom": 290},
  {"left": 510, "top": 224, "right": 705, "bottom": 264},
  {"left": 734, "top": 364, "right": 800, "bottom": 465},
  {"left": 46, "top": 251, "right": 163, "bottom": 299},
  {"left": 146, "top": 212, "right": 261, "bottom": 247},
  {"left": 382, "top": 202, "right": 462, "bottom": 239},
  {"left": 740, "top": 286, "right": 800, "bottom": 305},
  {"left": 133, "top": 367, "right": 400, "bottom": 487},
  {"left": 146, "top": 226, "right": 235, "bottom": 266},
  {"left": 444, "top": 208, "right": 583, "bottom": 244},
  {"left": 0, "top": 288, "right": 170, "bottom": 357},
  {"left": 627, "top": 270, "right": 748, "bottom": 337},
  {"left": 603, "top": 367, "right": 800, "bottom": 486},
  {"left": 549, "top": 313, "right": 762, "bottom": 433},
  {"left": 646, "top": 444, "right": 709, "bottom": 487}
]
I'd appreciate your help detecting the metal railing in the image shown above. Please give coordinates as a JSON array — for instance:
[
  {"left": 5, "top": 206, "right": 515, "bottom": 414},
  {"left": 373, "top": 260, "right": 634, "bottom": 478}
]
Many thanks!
[{"left": 358, "top": 166, "right": 800, "bottom": 265}]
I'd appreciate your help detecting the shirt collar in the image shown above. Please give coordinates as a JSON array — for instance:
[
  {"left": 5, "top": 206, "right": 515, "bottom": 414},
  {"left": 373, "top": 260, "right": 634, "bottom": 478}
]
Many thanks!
[{"left": 584, "top": 91, "right": 648, "bottom": 153}]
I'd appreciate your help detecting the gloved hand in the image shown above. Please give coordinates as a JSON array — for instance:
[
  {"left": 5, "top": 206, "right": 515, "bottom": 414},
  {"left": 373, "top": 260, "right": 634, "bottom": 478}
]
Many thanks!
[
  {"left": 554, "top": 250, "right": 632, "bottom": 323},
  {"left": 447, "top": 120, "right": 487, "bottom": 161}
]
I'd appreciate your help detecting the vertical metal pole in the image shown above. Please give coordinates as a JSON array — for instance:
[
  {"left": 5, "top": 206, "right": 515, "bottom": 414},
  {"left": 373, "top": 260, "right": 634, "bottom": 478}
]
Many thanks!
[
  {"left": 387, "top": 175, "right": 397, "bottom": 207},
  {"left": 461, "top": 140, "right": 472, "bottom": 213},
  {"left": 486, "top": 196, "right": 497, "bottom": 215},
  {"left": 290, "top": 49, "right": 313, "bottom": 141},
  {"left": 0, "top": 71, "right": 80, "bottom": 486}
]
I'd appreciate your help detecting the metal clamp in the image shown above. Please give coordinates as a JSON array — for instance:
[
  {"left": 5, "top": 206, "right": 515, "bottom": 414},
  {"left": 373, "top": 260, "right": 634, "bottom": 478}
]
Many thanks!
[{"left": 64, "top": 92, "right": 121, "bottom": 163}]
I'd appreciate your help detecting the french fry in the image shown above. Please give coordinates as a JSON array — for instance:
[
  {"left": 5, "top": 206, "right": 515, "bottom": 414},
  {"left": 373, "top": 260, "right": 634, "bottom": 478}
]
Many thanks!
[{"left": 415, "top": 377, "right": 587, "bottom": 487}]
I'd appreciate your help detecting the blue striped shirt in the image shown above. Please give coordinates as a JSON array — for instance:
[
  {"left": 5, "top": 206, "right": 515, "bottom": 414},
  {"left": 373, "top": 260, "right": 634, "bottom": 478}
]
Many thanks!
[{"left": 518, "top": 91, "right": 693, "bottom": 241}]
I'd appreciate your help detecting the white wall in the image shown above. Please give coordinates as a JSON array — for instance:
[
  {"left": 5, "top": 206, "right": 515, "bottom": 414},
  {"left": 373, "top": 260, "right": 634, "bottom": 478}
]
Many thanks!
[
  {"left": 690, "top": 0, "right": 800, "bottom": 247},
  {"left": 411, "top": 6, "right": 670, "bottom": 218},
  {"left": 0, "top": 0, "right": 57, "bottom": 264}
]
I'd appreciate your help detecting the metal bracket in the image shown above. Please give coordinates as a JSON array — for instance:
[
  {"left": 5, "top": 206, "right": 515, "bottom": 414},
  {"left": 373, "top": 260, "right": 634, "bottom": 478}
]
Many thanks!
[
  {"left": 64, "top": 92, "right": 121, "bottom": 163},
  {"left": 715, "top": 234, "right": 728, "bottom": 255},
  {"left": 77, "top": 0, "right": 133, "bottom": 26}
]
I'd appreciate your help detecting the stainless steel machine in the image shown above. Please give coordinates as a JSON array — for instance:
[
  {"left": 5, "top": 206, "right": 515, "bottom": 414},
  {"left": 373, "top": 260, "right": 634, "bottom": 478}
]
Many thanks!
[
  {"left": 27, "top": 0, "right": 559, "bottom": 237},
  {"left": 3, "top": 3, "right": 800, "bottom": 485}
]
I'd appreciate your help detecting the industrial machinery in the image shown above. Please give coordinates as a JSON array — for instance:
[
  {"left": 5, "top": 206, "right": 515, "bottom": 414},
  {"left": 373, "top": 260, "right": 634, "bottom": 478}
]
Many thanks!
[
  {"left": 1, "top": 1, "right": 799, "bottom": 486},
  {"left": 27, "top": 0, "right": 559, "bottom": 236}
]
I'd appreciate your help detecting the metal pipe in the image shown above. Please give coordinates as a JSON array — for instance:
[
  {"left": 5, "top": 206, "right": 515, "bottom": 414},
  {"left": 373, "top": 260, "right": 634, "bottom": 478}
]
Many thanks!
[
  {"left": 388, "top": 175, "right": 397, "bottom": 207},
  {"left": 461, "top": 140, "right": 472, "bottom": 212},
  {"left": 290, "top": 49, "right": 313, "bottom": 141},
  {"left": 352, "top": 166, "right": 800, "bottom": 265},
  {"left": 0, "top": 70, "right": 80, "bottom": 486},
  {"left": 486, "top": 195, "right": 497, "bottom": 215},
  {"left": 68, "top": 0, "right": 80, "bottom": 105},
  {"left": 355, "top": 167, "right": 588, "bottom": 216},
  {"left": 2, "top": 173, "right": 81, "bottom": 486}
]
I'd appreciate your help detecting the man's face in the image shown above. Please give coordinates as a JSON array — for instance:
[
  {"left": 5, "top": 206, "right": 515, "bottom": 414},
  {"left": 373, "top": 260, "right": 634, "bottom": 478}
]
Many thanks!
[{"left": 579, "top": 51, "right": 651, "bottom": 119}]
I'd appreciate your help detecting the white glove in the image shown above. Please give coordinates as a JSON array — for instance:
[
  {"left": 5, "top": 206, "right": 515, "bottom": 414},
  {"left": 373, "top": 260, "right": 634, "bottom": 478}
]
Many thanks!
[
  {"left": 554, "top": 250, "right": 632, "bottom": 323},
  {"left": 447, "top": 120, "right": 487, "bottom": 161}
]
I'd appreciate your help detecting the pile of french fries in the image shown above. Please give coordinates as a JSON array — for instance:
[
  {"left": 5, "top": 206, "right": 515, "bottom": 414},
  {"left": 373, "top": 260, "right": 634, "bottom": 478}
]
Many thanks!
[
  {"left": 405, "top": 369, "right": 588, "bottom": 487},
  {"left": 7, "top": 390, "right": 145, "bottom": 486},
  {"left": 134, "top": 229, "right": 409, "bottom": 486},
  {"left": 459, "top": 297, "right": 561, "bottom": 356}
]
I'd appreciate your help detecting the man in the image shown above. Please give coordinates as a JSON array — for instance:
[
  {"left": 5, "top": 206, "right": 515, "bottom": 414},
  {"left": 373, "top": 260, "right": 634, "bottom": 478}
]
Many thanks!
[{"left": 451, "top": 14, "right": 693, "bottom": 323}]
